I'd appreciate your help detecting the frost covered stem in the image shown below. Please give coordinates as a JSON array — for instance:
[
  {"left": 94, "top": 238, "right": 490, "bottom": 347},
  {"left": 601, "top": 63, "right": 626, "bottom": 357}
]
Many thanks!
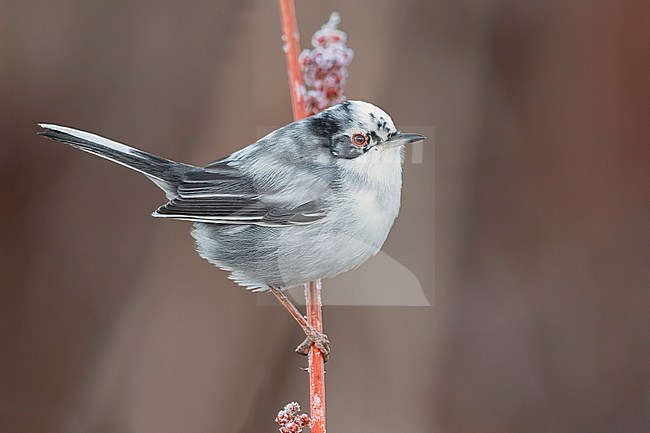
[
  {"left": 278, "top": 2, "right": 326, "bottom": 433},
  {"left": 278, "top": 0, "right": 309, "bottom": 120}
]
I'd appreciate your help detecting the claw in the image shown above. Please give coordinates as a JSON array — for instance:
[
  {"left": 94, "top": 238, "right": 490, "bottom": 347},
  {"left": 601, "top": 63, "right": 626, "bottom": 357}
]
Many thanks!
[{"left": 296, "top": 330, "right": 330, "bottom": 362}]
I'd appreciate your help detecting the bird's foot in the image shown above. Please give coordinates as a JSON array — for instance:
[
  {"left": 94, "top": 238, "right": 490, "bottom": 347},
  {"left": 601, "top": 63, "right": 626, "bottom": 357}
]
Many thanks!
[{"left": 295, "top": 329, "right": 330, "bottom": 362}]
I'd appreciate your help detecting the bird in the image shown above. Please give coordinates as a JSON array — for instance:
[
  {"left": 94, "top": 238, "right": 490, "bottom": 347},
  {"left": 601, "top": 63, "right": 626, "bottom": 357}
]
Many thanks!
[{"left": 38, "top": 100, "right": 425, "bottom": 360}]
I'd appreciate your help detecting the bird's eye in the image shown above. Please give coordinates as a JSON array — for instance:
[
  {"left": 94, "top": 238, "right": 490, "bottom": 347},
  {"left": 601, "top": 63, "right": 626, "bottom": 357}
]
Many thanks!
[{"left": 351, "top": 133, "right": 367, "bottom": 147}]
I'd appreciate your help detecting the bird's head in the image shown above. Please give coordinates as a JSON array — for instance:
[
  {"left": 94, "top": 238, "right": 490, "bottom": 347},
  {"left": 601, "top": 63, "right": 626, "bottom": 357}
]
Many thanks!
[{"left": 307, "top": 100, "right": 425, "bottom": 160}]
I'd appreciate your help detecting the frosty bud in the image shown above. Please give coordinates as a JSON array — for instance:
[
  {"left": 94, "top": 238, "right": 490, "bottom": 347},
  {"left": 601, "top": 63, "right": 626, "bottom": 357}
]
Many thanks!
[{"left": 299, "top": 11, "right": 354, "bottom": 114}]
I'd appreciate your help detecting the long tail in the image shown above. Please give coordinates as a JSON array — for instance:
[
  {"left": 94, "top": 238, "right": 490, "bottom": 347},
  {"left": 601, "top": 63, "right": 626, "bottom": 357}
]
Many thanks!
[{"left": 38, "top": 124, "right": 195, "bottom": 197}]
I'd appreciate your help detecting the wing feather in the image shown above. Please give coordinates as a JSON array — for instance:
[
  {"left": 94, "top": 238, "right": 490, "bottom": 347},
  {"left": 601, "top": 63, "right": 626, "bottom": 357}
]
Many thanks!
[{"left": 152, "top": 161, "right": 328, "bottom": 226}]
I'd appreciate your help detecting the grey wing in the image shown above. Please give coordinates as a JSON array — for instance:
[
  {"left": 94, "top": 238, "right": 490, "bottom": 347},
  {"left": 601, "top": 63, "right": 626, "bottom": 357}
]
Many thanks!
[{"left": 152, "top": 162, "right": 328, "bottom": 226}]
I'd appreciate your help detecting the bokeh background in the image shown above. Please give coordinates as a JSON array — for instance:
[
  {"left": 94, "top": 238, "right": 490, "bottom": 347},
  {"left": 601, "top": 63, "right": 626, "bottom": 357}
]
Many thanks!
[{"left": 1, "top": 1, "right": 648, "bottom": 432}]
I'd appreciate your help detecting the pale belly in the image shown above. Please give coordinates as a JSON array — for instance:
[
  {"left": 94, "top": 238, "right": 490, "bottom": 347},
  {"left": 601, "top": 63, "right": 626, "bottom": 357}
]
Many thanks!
[{"left": 192, "top": 187, "right": 400, "bottom": 291}]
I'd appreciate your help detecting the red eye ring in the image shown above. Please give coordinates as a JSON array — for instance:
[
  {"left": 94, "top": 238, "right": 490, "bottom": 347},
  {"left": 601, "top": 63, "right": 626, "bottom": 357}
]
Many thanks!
[{"left": 351, "top": 133, "right": 367, "bottom": 147}]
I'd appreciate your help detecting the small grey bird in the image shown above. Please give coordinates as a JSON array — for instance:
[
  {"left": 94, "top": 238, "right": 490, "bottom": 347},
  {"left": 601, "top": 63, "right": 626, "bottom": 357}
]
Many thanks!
[{"left": 39, "top": 100, "right": 425, "bottom": 359}]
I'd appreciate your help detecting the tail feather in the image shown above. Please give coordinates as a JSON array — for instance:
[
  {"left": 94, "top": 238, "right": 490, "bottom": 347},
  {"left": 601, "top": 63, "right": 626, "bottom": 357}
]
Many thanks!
[{"left": 38, "top": 124, "right": 195, "bottom": 196}]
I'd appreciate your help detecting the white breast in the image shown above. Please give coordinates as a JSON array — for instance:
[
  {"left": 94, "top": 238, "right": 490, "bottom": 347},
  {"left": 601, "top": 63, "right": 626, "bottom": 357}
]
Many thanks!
[{"left": 332, "top": 146, "right": 404, "bottom": 264}]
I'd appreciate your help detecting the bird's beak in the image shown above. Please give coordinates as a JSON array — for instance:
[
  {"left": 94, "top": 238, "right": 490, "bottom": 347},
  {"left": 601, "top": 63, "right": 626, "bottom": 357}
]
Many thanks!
[{"left": 384, "top": 133, "right": 426, "bottom": 148}]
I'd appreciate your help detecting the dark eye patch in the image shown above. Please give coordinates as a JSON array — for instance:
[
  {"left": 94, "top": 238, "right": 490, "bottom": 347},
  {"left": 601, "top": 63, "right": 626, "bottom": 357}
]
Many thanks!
[{"left": 329, "top": 135, "right": 367, "bottom": 159}]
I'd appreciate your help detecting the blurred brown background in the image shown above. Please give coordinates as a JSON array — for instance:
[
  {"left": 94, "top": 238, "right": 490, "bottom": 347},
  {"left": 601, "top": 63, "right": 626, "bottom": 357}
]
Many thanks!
[{"left": 1, "top": 1, "right": 648, "bottom": 432}]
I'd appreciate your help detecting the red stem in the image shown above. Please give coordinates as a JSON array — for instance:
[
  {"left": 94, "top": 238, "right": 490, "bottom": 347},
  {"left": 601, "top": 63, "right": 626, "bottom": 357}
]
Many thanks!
[
  {"left": 278, "top": 0, "right": 309, "bottom": 120},
  {"left": 305, "top": 280, "right": 325, "bottom": 432},
  {"left": 278, "top": 2, "right": 326, "bottom": 432}
]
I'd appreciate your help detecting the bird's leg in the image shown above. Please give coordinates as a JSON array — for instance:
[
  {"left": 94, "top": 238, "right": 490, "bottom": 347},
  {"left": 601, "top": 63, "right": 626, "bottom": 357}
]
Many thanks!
[{"left": 269, "top": 286, "right": 330, "bottom": 361}]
